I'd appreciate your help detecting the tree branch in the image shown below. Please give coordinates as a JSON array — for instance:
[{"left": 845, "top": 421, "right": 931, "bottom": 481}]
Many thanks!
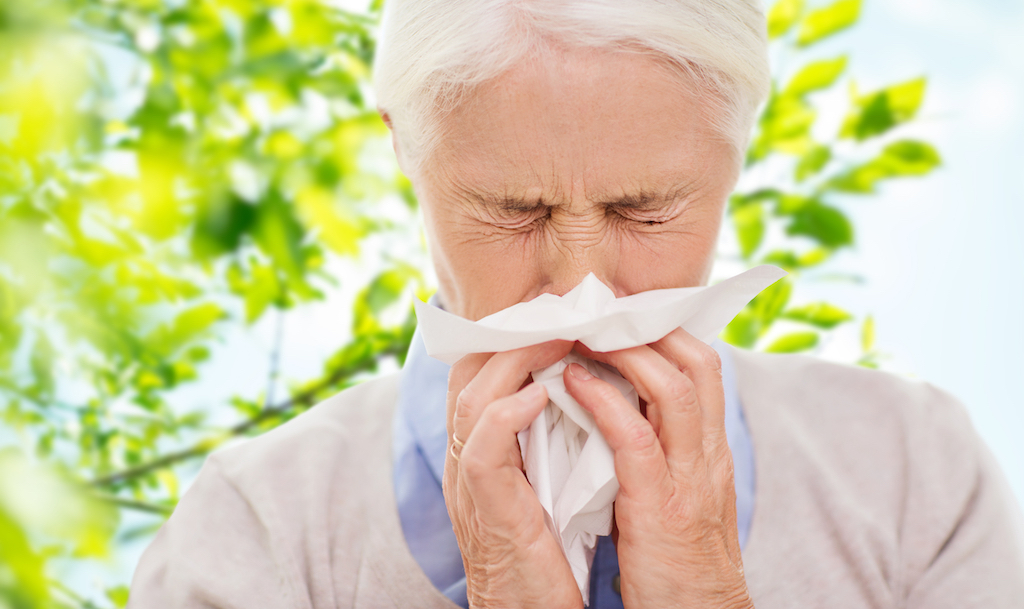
[
  {"left": 91, "top": 491, "right": 174, "bottom": 515},
  {"left": 88, "top": 371, "right": 336, "bottom": 487},
  {"left": 88, "top": 331, "right": 412, "bottom": 487}
]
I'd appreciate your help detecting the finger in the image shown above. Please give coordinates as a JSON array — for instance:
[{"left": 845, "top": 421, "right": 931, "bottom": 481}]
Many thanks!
[
  {"left": 634, "top": 332, "right": 735, "bottom": 515},
  {"left": 450, "top": 340, "right": 572, "bottom": 446},
  {"left": 647, "top": 329, "right": 727, "bottom": 452},
  {"left": 457, "top": 384, "right": 549, "bottom": 534},
  {"left": 562, "top": 363, "right": 671, "bottom": 499},
  {"left": 446, "top": 351, "right": 492, "bottom": 462},
  {"left": 459, "top": 382, "right": 549, "bottom": 513},
  {"left": 575, "top": 345, "right": 705, "bottom": 466}
]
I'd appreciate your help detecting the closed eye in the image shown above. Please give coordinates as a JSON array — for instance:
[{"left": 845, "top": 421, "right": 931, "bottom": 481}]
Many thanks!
[
  {"left": 611, "top": 208, "right": 672, "bottom": 226},
  {"left": 488, "top": 206, "right": 550, "bottom": 230}
]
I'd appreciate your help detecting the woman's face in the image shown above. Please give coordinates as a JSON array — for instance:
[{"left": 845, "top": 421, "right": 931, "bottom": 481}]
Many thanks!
[{"left": 405, "top": 46, "right": 739, "bottom": 321}]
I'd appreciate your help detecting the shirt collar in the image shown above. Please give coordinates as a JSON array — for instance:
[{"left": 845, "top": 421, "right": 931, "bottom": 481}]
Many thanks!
[{"left": 397, "top": 327, "right": 453, "bottom": 484}]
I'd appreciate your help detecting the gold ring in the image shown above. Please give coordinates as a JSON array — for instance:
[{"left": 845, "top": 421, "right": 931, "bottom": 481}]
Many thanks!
[{"left": 450, "top": 432, "right": 465, "bottom": 461}]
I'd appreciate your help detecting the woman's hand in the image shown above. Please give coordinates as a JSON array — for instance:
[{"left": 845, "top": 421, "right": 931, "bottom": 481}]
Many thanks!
[
  {"left": 565, "top": 329, "right": 753, "bottom": 609},
  {"left": 444, "top": 340, "right": 583, "bottom": 609}
]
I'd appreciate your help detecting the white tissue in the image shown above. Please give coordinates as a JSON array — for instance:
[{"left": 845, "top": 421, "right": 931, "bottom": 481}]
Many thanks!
[{"left": 414, "top": 266, "right": 786, "bottom": 604}]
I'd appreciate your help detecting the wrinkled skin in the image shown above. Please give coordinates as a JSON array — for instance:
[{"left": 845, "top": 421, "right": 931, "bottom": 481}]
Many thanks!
[{"left": 384, "top": 44, "right": 753, "bottom": 609}]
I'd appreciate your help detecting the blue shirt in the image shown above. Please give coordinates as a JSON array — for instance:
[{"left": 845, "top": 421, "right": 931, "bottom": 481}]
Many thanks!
[{"left": 393, "top": 330, "right": 755, "bottom": 608}]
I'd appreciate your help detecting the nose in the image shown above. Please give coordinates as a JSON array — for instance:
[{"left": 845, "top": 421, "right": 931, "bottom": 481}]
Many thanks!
[{"left": 537, "top": 210, "right": 622, "bottom": 297}]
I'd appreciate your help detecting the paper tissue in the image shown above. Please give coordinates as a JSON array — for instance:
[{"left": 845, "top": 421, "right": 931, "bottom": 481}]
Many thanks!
[{"left": 414, "top": 265, "right": 785, "bottom": 603}]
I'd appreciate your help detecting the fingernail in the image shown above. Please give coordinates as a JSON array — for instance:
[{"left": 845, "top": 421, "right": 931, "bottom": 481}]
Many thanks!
[{"left": 568, "top": 363, "right": 593, "bottom": 381}]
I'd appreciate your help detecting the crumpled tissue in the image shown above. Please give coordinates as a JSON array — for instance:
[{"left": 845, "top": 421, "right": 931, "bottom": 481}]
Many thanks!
[{"left": 414, "top": 265, "right": 786, "bottom": 604}]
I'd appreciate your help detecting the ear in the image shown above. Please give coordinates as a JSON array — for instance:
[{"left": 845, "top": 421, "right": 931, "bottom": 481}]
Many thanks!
[{"left": 378, "top": 109, "right": 408, "bottom": 173}]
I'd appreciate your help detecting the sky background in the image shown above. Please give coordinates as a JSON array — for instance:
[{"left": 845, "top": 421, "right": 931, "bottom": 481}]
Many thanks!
[{"left": 812, "top": 0, "right": 1024, "bottom": 499}]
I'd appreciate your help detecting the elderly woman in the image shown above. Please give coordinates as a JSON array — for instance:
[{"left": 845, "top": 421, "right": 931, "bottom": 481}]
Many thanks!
[{"left": 128, "top": 0, "right": 1024, "bottom": 607}]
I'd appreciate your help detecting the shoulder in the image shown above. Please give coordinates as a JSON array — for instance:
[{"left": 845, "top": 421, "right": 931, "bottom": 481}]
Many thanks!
[
  {"left": 728, "top": 345, "right": 974, "bottom": 476},
  {"left": 729, "top": 345, "right": 979, "bottom": 517},
  {"left": 728, "top": 344, "right": 966, "bottom": 429},
  {"left": 129, "top": 374, "right": 404, "bottom": 608},
  {"left": 731, "top": 346, "right": 1024, "bottom": 607},
  {"left": 209, "top": 372, "right": 401, "bottom": 495}
]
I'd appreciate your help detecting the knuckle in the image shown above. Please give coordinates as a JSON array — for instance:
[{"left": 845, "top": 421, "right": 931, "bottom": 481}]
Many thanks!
[
  {"left": 455, "top": 384, "right": 482, "bottom": 416},
  {"left": 448, "top": 356, "right": 478, "bottom": 387},
  {"left": 716, "top": 455, "right": 735, "bottom": 485},
  {"left": 459, "top": 448, "right": 489, "bottom": 479},
  {"left": 624, "top": 420, "right": 660, "bottom": 455},
  {"left": 700, "top": 347, "right": 723, "bottom": 376},
  {"left": 665, "top": 374, "right": 698, "bottom": 407},
  {"left": 487, "top": 401, "right": 518, "bottom": 431}
]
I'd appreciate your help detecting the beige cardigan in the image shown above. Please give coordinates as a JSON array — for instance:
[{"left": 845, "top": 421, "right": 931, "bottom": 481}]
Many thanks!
[{"left": 128, "top": 346, "right": 1024, "bottom": 608}]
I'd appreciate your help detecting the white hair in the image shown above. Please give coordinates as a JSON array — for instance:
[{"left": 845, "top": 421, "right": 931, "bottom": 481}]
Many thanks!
[{"left": 373, "top": 0, "right": 770, "bottom": 169}]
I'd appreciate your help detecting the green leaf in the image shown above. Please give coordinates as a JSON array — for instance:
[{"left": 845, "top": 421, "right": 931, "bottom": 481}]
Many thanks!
[
  {"left": 885, "top": 140, "right": 942, "bottom": 171},
  {"left": 785, "top": 56, "right": 848, "bottom": 97},
  {"left": 841, "top": 78, "right": 927, "bottom": 141},
  {"left": 774, "top": 194, "right": 814, "bottom": 215},
  {"left": 191, "top": 194, "right": 257, "bottom": 260},
  {"left": 242, "top": 263, "right": 282, "bottom": 324},
  {"left": 766, "top": 331, "right": 820, "bottom": 353},
  {"left": 729, "top": 189, "right": 782, "bottom": 212},
  {"left": 29, "top": 332, "right": 55, "bottom": 398},
  {"left": 797, "top": 0, "right": 862, "bottom": 46},
  {"left": 761, "top": 250, "right": 800, "bottom": 271},
  {"left": 862, "top": 314, "right": 875, "bottom": 351},
  {"left": 786, "top": 202, "right": 853, "bottom": 248},
  {"left": 795, "top": 145, "right": 832, "bottom": 182},
  {"left": 353, "top": 266, "right": 422, "bottom": 334},
  {"left": 723, "top": 277, "right": 799, "bottom": 348},
  {"left": 148, "top": 303, "right": 226, "bottom": 356},
  {"left": 751, "top": 94, "right": 817, "bottom": 159},
  {"left": 732, "top": 202, "right": 765, "bottom": 259},
  {"left": 365, "top": 269, "right": 411, "bottom": 315},
  {"left": 782, "top": 302, "right": 854, "bottom": 329},
  {"left": 767, "top": 0, "right": 805, "bottom": 39},
  {"left": 829, "top": 140, "right": 941, "bottom": 193},
  {"left": 253, "top": 190, "right": 307, "bottom": 283},
  {"left": 721, "top": 310, "right": 759, "bottom": 348},
  {"left": 797, "top": 247, "right": 831, "bottom": 267},
  {"left": 753, "top": 277, "right": 793, "bottom": 326},
  {"left": 296, "top": 186, "right": 363, "bottom": 257},
  {"left": 106, "top": 586, "right": 130, "bottom": 608},
  {"left": 856, "top": 355, "right": 880, "bottom": 369},
  {"left": 171, "top": 303, "right": 225, "bottom": 340},
  {"left": 0, "top": 508, "right": 49, "bottom": 605}
]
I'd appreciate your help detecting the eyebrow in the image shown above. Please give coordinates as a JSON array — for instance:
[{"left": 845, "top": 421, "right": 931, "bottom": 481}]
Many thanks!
[
  {"left": 473, "top": 194, "right": 546, "bottom": 213},
  {"left": 596, "top": 191, "right": 679, "bottom": 211}
]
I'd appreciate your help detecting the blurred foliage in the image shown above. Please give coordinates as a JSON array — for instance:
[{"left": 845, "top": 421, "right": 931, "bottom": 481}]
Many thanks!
[
  {"left": 1, "top": 0, "right": 418, "bottom": 605},
  {"left": 0, "top": 0, "right": 936, "bottom": 606},
  {"left": 722, "top": 0, "right": 938, "bottom": 364}
]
